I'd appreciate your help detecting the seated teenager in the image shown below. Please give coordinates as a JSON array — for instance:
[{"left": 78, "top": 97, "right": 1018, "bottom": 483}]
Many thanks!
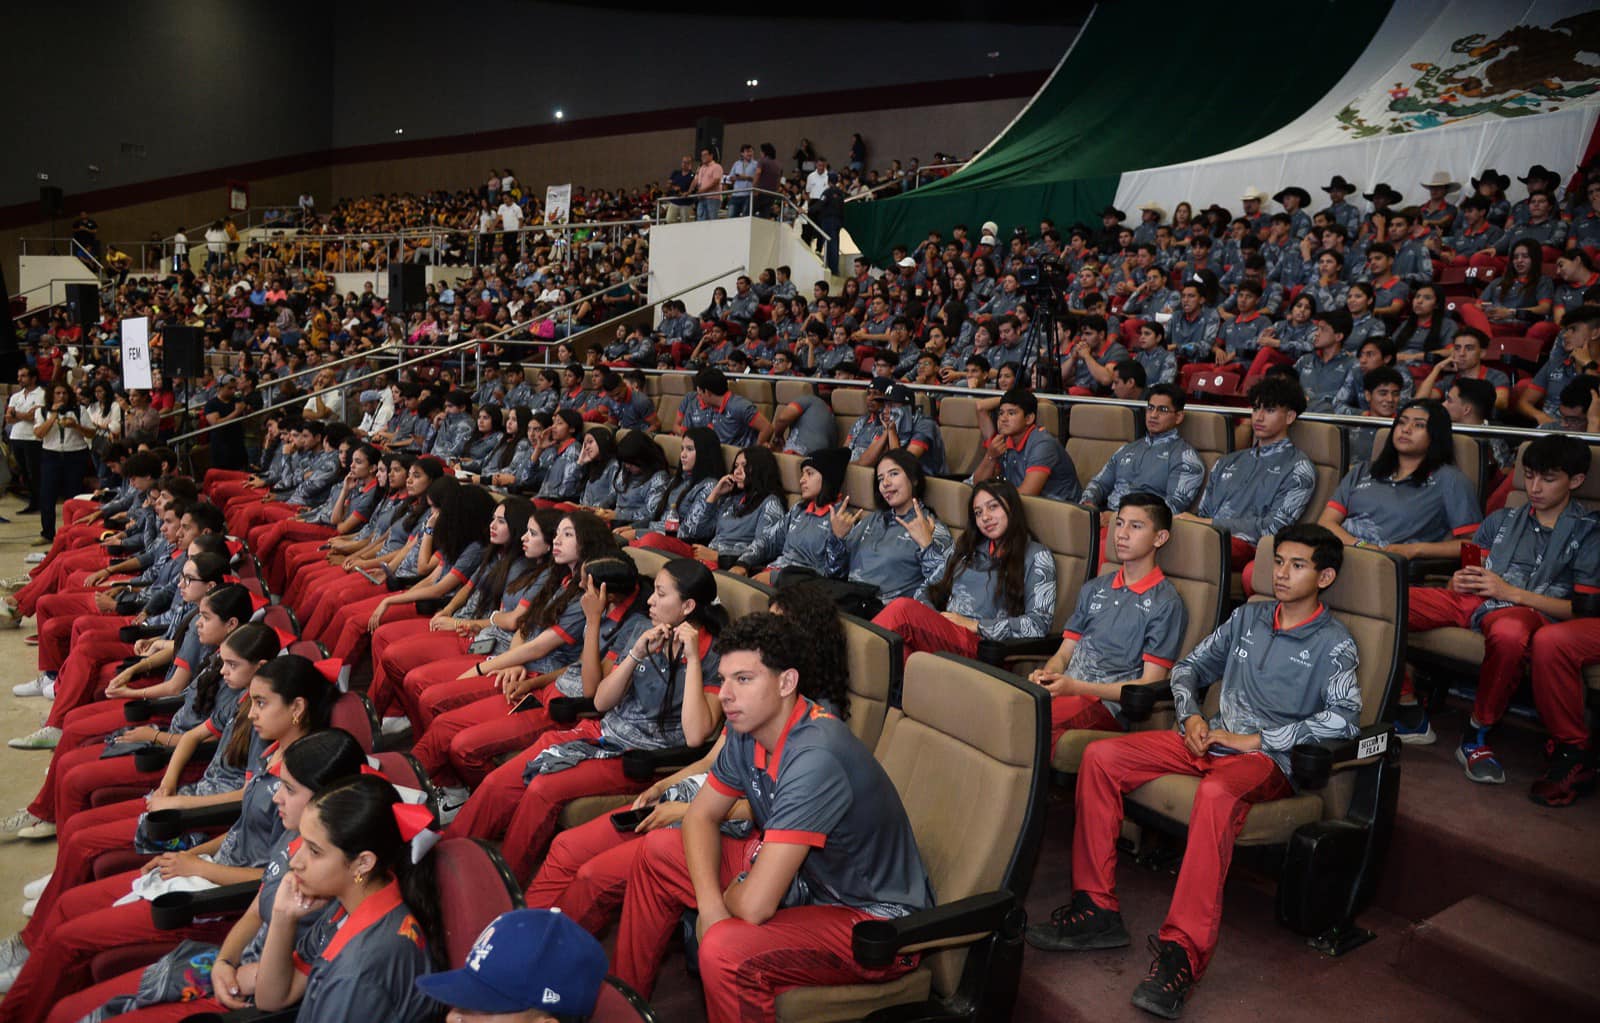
[
  {"left": 619, "top": 427, "right": 725, "bottom": 548},
  {"left": 647, "top": 446, "right": 788, "bottom": 573},
  {"left": 573, "top": 427, "right": 620, "bottom": 510},
  {"left": 1406, "top": 435, "right": 1599, "bottom": 782},
  {"left": 444, "top": 557, "right": 723, "bottom": 883},
  {"left": 0, "top": 655, "right": 339, "bottom": 1012},
  {"left": 1180, "top": 376, "right": 1315, "bottom": 569},
  {"left": 248, "top": 775, "right": 443, "bottom": 1022},
  {"left": 854, "top": 384, "right": 947, "bottom": 476},
  {"left": 1340, "top": 366, "right": 1407, "bottom": 472},
  {"left": 1389, "top": 283, "right": 1458, "bottom": 364},
  {"left": 1318, "top": 399, "right": 1481, "bottom": 560},
  {"left": 1029, "top": 492, "right": 1188, "bottom": 748},
  {"left": 255, "top": 441, "right": 383, "bottom": 593},
  {"left": 1294, "top": 308, "right": 1358, "bottom": 412},
  {"left": 279, "top": 453, "right": 414, "bottom": 613},
  {"left": 46, "top": 729, "right": 369, "bottom": 1023},
  {"left": 525, "top": 580, "right": 853, "bottom": 932},
  {"left": 967, "top": 388, "right": 1080, "bottom": 500},
  {"left": 1512, "top": 306, "right": 1600, "bottom": 427},
  {"left": 873, "top": 479, "right": 1056, "bottom": 660},
  {"left": 409, "top": 513, "right": 620, "bottom": 790},
  {"left": 1417, "top": 327, "right": 1510, "bottom": 411},
  {"left": 764, "top": 385, "right": 839, "bottom": 456},
  {"left": 532, "top": 410, "right": 586, "bottom": 507},
  {"left": 1080, "top": 383, "right": 1204, "bottom": 527},
  {"left": 1026, "top": 524, "right": 1360, "bottom": 1021},
  {"left": 760, "top": 447, "right": 850, "bottom": 584},
  {"left": 598, "top": 431, "right": 671, "bottom": 530},
  {"left": 822, "top": 448, "right": 954, "bottom": 604},
  {"left": 611, "top": 613, "right": 934, "bottom": 1020}
]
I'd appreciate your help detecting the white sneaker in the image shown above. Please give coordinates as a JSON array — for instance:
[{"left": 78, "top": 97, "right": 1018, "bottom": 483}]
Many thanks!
[
  {"left": 7, "top": 726, "right": 61, "bottom": 750},
  {"left": 16, "top": 820, "right": 54, "bottom": 840},
  {"left": 0, "top": 935, "right": 25, "bottom": 969},
  {"left": 0, "top": 810, "right": 42, "bottom": 837},
  {"left": 40, "top": 677, "right": 55, "bottom": 701},
  {"left": 0, "top": 941, "right": 28, "bottom": 993},
  {"left": 22, "top": 553, "right": 45, "bottom": 565},
  {"left": 20, "top": 874, "right": 50, "bottom": 900},
  {"left": 380, "top": 715, "right": 412, "bottom": 736},
  {"left": 11, "top": 675, "right": 51, "bottom": 698},
  {"left": 18, "top": 899, "right": 34, "bottom": 918}
]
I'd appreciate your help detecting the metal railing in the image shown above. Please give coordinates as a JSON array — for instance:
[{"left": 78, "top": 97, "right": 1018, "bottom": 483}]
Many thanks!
[
  {"left": 652, "top": 188, "right": 832, "bottom": 243},
  {"left": 167, "top": 267, "right": 742, "bottom": 446},
  {"left": 844, "top": 161, "right": 968, "bottom": 203}
]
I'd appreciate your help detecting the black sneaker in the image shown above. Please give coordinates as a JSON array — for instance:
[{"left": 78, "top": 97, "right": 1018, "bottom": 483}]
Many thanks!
[
  {"left": 1529, "top": 742, "right": 1596, "bottom": 808},
  {"left": 1130, "top": 937, "right": 1194, "bottom": 1019},
  {"left": 1024, "top": 890, "right": 1130, "bottom": 951}
]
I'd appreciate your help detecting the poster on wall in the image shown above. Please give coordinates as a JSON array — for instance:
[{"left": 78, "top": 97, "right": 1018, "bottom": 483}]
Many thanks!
[
  {"left": 545, "top": 184, "right": 572, "bottom": 225},
  {"left": 227, "top": 181, "right": 249, "bottom": 212},
  {"left": 120, "top": 317, "right": 152, "bottom": 389}
]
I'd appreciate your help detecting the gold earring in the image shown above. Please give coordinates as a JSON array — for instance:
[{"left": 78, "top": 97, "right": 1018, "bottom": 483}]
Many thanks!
[{"left": 355, "top": 870, "right": 367, "bottom": 885}]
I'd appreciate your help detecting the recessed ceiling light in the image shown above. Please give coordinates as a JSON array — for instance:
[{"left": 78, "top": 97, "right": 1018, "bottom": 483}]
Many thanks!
[{"left": 554, "top": 110, "right": 564, "bottom": 120}]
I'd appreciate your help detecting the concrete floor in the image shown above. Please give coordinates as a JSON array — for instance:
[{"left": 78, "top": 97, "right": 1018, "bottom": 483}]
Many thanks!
[{"left": 0, "top": 492, "right": 83, "bottom": 939}]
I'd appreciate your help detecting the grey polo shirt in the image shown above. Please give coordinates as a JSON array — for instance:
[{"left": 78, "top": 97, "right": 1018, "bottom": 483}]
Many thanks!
[
  {"left": 1061, "top": 566, "right": 1187, "bottom": 715},
  {"left": 1195, "top": 438, "right": 1316, "bottom": 544},
  {"left": 987, "top": 425, "right": 1080, "bottom": 502},
  {"left": 781, "top": 394, "right": 838, "bottom": 456},
  {"left": 1080, "top": 430, "right": 1204, "bottom": 514},
  {"left": 1328, "top": 462, "right": 1481, "bottom": 546}
]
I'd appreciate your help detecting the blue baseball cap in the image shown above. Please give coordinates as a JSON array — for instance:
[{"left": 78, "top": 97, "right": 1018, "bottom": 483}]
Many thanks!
[{"left": 415, "top": 909, "right": 607, "bottom": 1014}]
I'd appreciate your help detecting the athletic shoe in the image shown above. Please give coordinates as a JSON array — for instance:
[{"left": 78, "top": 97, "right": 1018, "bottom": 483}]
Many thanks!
[
  {"left": 29, "top": 536, "right": 49, "bottom": 547},
  {"left": 11, "top": 675, "right": 51, "bottom": 698},
  {"left": 7, "top": 726, "right": 61, "bottom": 750},
  {"left": 1393, "top": 704, "right": 1436, "bottom": 746},
  {"left": 0, "top": 810, "right": 43, "bottom": 837},
  {"left": 16, "top": 820, "right": 55, "bottom": 840},
  {"left": 0, "top": 936, "right": 28, "bottom": 994},
  {"left": 21, "top": 553, "right": 45, "bottom": 565},
  {"left": 380, "top": 715, "right": 412, "bottom": 737},
  {"left": 1130, "top": 937, "right": 1195, "bottom": 1020},
  {"left": 0, "top": 577, "right": 30, "bottom": 591},
  {"left": 1025, "top": 890, "right": 1131, "bottom": 951},
  {"left": 22, "top": 635, "right": 37, "bottom": 647},
  {"left": 20, "top": 874, "right": 50, "bottom": 900},
  {"left": 1529, "top": 742, "right": 1596, "bottom": 808},
  {"left": 1457, "top": 727, "right": 1506, "bottom": 784},
  {"left": 18, "top": 899, "right": 34, "bottom": 919},
  {"left": 0, "top": 610, "right": 19, "bottom": 631},
  {"left": 40, "top": 676, "right": 54, "bottom": 700}
]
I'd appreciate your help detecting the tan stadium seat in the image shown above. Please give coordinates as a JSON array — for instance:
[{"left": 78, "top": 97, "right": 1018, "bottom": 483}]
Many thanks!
[
  {"left": 773, "top": 652, "right": 1047, "bottom": 1022},
  {"left": 1407, "top": 441, "right": 1600, "bottom": 702},
  {"left": 713, "top": 569, "right": 771, "bottom": 619},
  {"left": 721, "top": 444, "right": 741, "bottom": 471},
  {"left": 1036, "top": 398, "right": 1061, "bottom": 438},
  {"left": 840, "top": 615, "right": 901, "bottom": 747},
  {"left": 653, "top": 433, "right": 681, "bottom": 469},
  {"left": 1120, "top": 539, "right": 1406, "bottom": 953},
  {"left": 656, "top": 371, "right": 692, "bottom": 429},
  {"left": 1289, "top": 421, "right": 1347, "bottom": 524},
  {"left": 1066, "top": 404, "right": 1137, "bottom": 487},
  {"left": 923, "top": 477, "right": 972, "bottom": 546},
  {"left": 938, "top": 397, "right": 984, "bottom": 478},
  {"left": 833, "top": 385, "right": 869, "bottom": 441},
  {"left": 775, "top": 379, "right": 818, "bottom": 407},
  {"left": 844, "top": 463, "right": 878, "bottom": 508},
  {"left": 1052, "top": 519, "right": 1231, "bottom": 774},
  {"left": 1179, "top": 409, "right": 1232, "bottom": 475},
  {"left": 624, "top": 546, "right": 670, "bottom": 579},
  {"left": 731, "top": 376, "right": 774, "bottom": 421}
]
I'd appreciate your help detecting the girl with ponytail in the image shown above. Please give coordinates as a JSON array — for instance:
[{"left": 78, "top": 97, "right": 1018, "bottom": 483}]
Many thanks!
[
  {"left": 48, "top": 729, "right": 369, "bottom": 1023},
  {"left": 280, "top": 452, "right": 411, "bottom": 611}
]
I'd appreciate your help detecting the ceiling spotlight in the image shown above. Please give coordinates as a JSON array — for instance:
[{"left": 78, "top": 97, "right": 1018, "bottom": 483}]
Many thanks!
[
  {"left": 394, "top": 128, "right": 404, "bottom": 135},
  {"left": 746, "top": 78, "right": 759, "bottom": 87},
  {"left": 35, "top": 172, "right": 48, "bottom": 181},
  {"left": 554, "top": 109, "right": 564, "bottom": 120},
  {"left": 987, "top": 51, "right": 1000, "bottom": 58}
]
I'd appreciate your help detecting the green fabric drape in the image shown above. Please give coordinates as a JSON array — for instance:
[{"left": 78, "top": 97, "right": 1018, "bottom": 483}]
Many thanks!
[{"left": 844, "top": 0, "right": 1393, "bottom": 263}]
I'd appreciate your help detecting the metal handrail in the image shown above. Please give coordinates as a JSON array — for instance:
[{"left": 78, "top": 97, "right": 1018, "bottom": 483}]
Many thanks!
[
  {"left": 167, "top": 266, "right": 741, "bottom": 444},
  {"left": 652, "top": 187, "right": 832, "bottom": 242},
  {"left": 844, "top": 161, "right": 969, "bottom": 203}
]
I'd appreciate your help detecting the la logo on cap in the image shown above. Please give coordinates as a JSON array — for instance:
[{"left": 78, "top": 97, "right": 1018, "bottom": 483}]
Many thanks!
[{"left": 542, "top": 988, "right": 561, "bottom": 1005}]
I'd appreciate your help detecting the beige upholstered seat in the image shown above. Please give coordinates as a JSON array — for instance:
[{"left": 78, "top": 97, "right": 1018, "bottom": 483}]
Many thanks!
[
  {"left": 774, "top": 652, "right": 1046, "bottom": 1022},
  {"left": 833, "top": 385, "right": 869, "bottom": 441},
  {"left": 1017, "top": 496, "right": 1096, "bottom": 634},
  {"left": 938, "top": 397, "right": 984, "bottom": 478},
  {"left": 844, "top": 463, "right": 878, "bottom": 509},
  {"left": 774, "top": 379, "right": 817, "bottom": 407},
  {"left": 1288, "top": 421, "right": 1346, "bottom": 523},
  {"left": 923, "top": 477, "right": 972, "bottom": 547},
  {"left": 1065, "top": 404, "right": 1136, "bottom": 488},
  {"left": 1123, "top": 540, "right": 1405, "bottom": 846},
  {"left": 1053, "top": 519, "right": 1231, "bottom": 773},
  {"left": 1180, "top": 410, "right": 1232, "bottom": 475},
  {"left": 731, "top": 377, "right": 774, "bottom": 421},
  {"left": 653, "top": 433, "right": 681, "bottom": 467}
]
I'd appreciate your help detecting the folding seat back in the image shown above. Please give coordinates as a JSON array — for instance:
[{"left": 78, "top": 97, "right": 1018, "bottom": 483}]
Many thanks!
[
  {"left": 774, "top": 379, "right": 818, "bottom": 407},
  {"left": 624, "top": 545, "right": 670, "bottom": 579},
  {"left": 713, "top": 569, "right": 773, "bottom": 620},
  {"left": 731, "top": 377, "right": 774, "bottom": 421},
  {"left": 721, "top": 444, "right": 742, "bottom": 472},
  {"left": 260, "top": 604, "right": 300, "bottom": 641},
  {"left": 774, "top": 652, "right": 1047, "bottom": 1022},
  {"left": 653, "top": 432, "right": 681, "bottom": 468},
  {"left": 832, "top": 386, "right": 869, "bottom": 441},
  {"left": 938, "top": 397, "right": 984, "bottom": 477},
  {"left": 923, "top": 477, "right": 971, "bottom": 547},
  {"left": 332, "top": 691, "right": 379, "bottom": 753},
  {"left": 430, "top": 838, "right": 524, "bottom": 969},
  {"left": 1066, "top": 403, "right": 1136, "bottom": 486},
  {"left": 839, "top": 614, "right": 900, "bottom": 747},
  {"left": 592, "top": 977, "right": 661, "bottom": 1022},
  {"left": 774, "top": 451, "right": 805, "bottom": 497},
  {"left": 1018, "top": 496, "right": 1096, "bottom": 631},
  {"left": 844, "top": 463, "right": 878, "bottom": 509},
  {"left": 1054, "top": 520, "right": 1229, "bottom": 773},
  {"left": 1179, "top": 409, "right": 1232, "bottom": 474},
  {"left": 1036, "top": 399, "right": 1061, "bottom": 438},
  {"left": 1288, "top": 421, "right": 1347, "bottom": 523}
]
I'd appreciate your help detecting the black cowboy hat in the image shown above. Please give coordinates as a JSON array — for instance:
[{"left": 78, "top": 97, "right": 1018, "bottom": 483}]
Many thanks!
[
  {"left": 1362, "top": 183, "right": 1404, "bottom": 205},
  {"left": 1471, "top": 169, "right": 1512, "bottom": 191},
  {"left": 1273, "top": 186, "right": 1311, "bottom": 205},
  {"left": 1321, "top": 174, "right": 1357, "bottom": 194},
  {"left": 1097, "top": 206, "right": 1127, "bottom": 221},
  {"left": 1518, "top": 164, "right": 1559, "bottom": 185}
]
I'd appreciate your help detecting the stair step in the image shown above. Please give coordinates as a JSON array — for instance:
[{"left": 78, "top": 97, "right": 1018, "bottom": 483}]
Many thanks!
[{"left": 1395, "top": 895, "right": 1600, "bottom": 1020}]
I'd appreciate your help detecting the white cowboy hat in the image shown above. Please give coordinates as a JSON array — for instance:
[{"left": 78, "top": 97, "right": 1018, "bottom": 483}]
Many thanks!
[
  {"left": 1420, "top": 171, "right": 1461, "bottom": 192},
  {"left": 1137, "top": 201, "right": 1168, "bottom": 219},
  {"left": 1239, "top": 186, "right": 1270, "bottom": 203}
]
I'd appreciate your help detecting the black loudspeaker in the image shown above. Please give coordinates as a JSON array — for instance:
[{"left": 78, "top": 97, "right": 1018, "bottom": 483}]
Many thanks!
[
  {"left": 39, "top": 186, "right": 64, "bottom": 219},
  {"left": 64, "top": 283, "right": 99, "bottom": 329},
  {"left": 387, "top": 263, "right": 425, "bottom": 314},
  {"left": 163, "top": 326, "right": 205, "bottom": 378},
  {"left": 694, "top": 116, "right": 724, "bottom": 162}
]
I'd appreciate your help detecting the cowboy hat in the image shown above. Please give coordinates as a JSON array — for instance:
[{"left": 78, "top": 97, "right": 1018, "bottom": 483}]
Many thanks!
[
  {"left": 1239, "top": 186, "right": 1270, "bottom": 203},
  {"left": 1362, "top": 183, "right": 1403, "bottom": 205},
  {"left": 1097, "top": 206, "right": 1127, "bottom": 221},
  {"left": 1273, "top": 185, "right": 1311, "bottom": 206},
  {"left": 1137, "top": 201, "right": 1167, "bottom": 219},
  {"left": 1419, "top": 171, "right": 1460, "bottom": 192},
  {"left": 1471, "top": 169, "right": 1511, "bottom": 191},
  {"left": 1321, "top": 174, "right": 1357, "bottom": 194},
  {"left": 1518, "top": 164, "right": 1558, "bottom": 185}
]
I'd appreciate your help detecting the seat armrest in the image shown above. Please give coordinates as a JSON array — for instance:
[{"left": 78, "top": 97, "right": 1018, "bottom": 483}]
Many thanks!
[
  {"left": 1120, "top": 681, "right": 1173, "bottom": 723},
  {"left": 142, "top": 801, "right": 244, "bottom": 841},
  {"left": 124, "top": 695, "right": 186, "bottom": 723},
  {"left": 1406, "top": 557, "right": 1458, "bottom": 582},
  {"left": 1574, "top": 592, "right": 1600, "bottom": 619},
  {"left": 1291, "top": 723, "right": 1395, "bottom": 790},
  {"left": 621, "top": 744, "right": 713, "bottom": 781},
  {"left": 975, "top": 636, "right": 1058, "bottom": 664},
  {"left": 852, "top": 890, "right": 1016, "bottom": 969},
  {"left": 547, "top": 696, "right": 596, "bottom": 725},
  {"left": 150, "top": 881, "right": 259, "bottom": 930}
]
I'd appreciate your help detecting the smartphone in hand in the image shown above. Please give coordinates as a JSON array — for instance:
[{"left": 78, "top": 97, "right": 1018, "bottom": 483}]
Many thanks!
[
  {"left": 1460, "top": 542, "right": 1486, "bottom": 569},
  {"left": 610, "top": 807, "right": 649, "bottom": 832}
]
